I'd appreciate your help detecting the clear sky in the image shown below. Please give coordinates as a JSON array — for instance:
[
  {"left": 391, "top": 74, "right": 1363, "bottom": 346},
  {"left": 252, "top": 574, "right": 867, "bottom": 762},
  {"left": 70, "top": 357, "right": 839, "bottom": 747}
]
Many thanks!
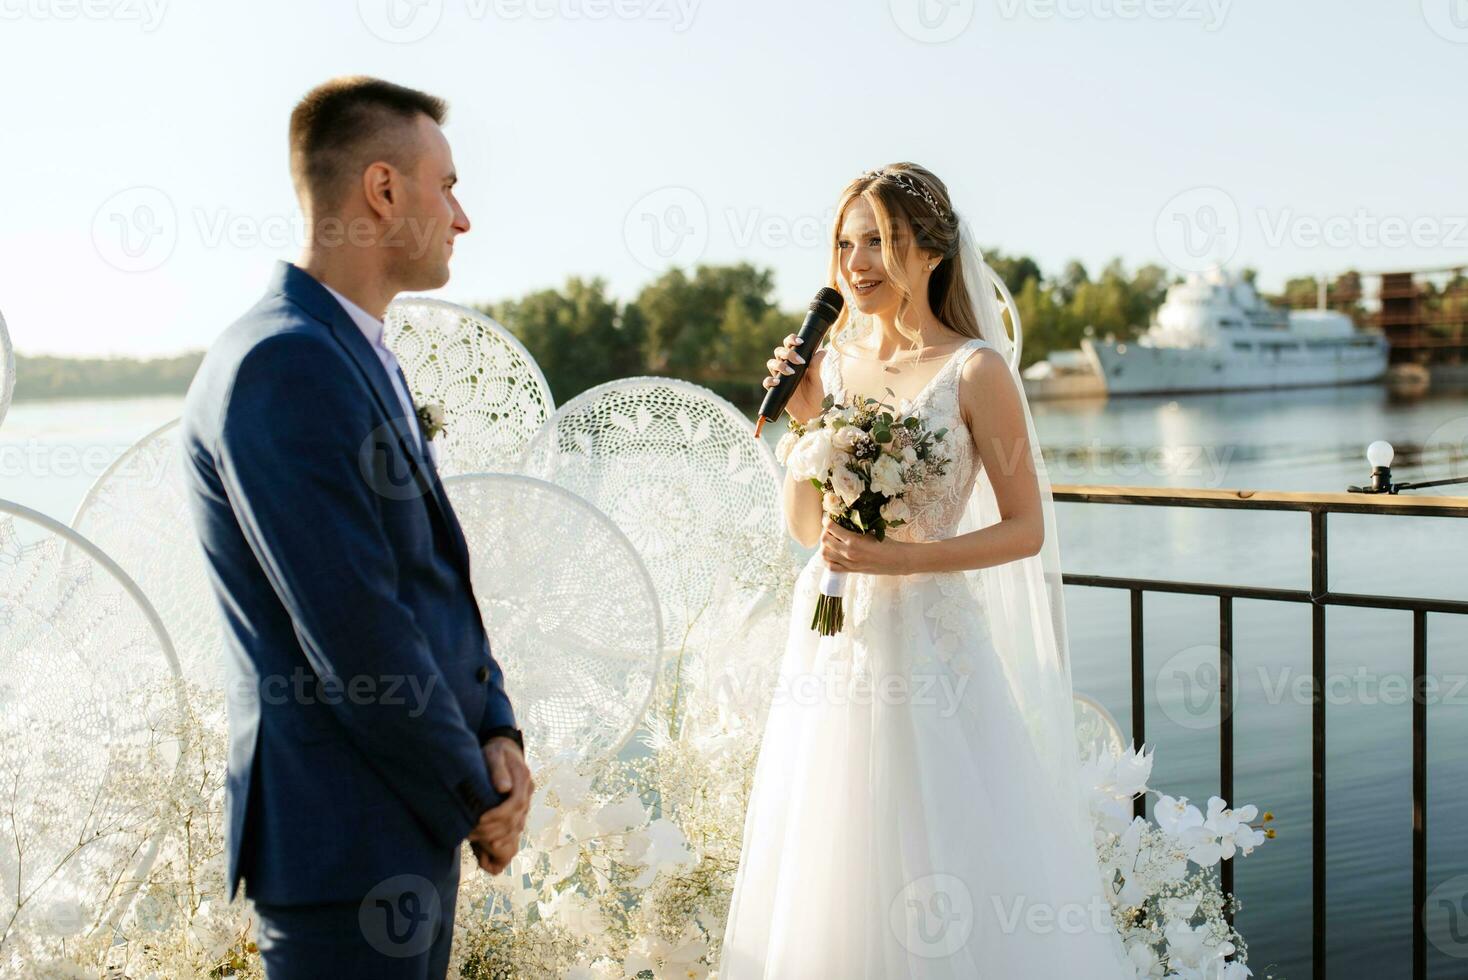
[{"left": 0, "top": 0, "right": 1463, "bottom": 356}]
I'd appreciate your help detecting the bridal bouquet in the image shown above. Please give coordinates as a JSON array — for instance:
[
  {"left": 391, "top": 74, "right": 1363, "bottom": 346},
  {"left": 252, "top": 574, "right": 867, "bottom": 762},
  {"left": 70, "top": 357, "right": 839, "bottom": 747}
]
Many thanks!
[{"left": 776, "top": 391, "right": 952, "bottom": 635}]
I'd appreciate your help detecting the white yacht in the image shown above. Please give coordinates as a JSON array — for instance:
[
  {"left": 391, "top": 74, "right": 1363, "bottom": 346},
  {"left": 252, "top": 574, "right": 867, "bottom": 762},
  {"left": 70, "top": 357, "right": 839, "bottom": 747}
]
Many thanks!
[{"left": 1079, "top": 269, "right": 1389, "bottom": 395}]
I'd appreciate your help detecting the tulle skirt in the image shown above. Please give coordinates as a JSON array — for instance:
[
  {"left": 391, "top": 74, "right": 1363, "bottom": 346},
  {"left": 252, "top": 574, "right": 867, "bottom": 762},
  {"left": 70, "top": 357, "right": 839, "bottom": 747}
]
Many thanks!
[{"left": 720, "top": 554, "right": 1131, "bottom": 979}]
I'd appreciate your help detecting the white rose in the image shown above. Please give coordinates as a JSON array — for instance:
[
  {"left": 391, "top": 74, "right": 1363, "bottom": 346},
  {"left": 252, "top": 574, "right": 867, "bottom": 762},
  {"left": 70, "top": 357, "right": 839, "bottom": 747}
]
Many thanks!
[
  {"left": 822, "top": 491, "right": 844, "bottom": 515},
  {"left": 901, "top": 445, "right": 918, "bottom": 465},
  {"left": 775, "top": 430, "right": 799, "bottom": 466},
  {"left": 831, "top": 462, "right": 865, "bottom": 505},
  {"left": 880, "top": 496, "right": 911, "bottom": 524},
  {"left": 870, "top": 454, "right": 905, "bottom": 498},
  {"left": 832, "top": 425, "right": 865, "bottom": 454},
  {"left": 786, "top": 428, "right": 835, "bottom": 482}
]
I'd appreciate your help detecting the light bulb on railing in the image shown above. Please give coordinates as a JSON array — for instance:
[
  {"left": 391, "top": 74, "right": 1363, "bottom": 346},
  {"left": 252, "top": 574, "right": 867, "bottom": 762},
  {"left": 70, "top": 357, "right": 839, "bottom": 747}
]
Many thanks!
[
  {"left": 1351, "top": 435, "right": 1468, "bottom": 494},
  {"left": 1366, "top": 440, "right": 1395, "bottom": 469}
]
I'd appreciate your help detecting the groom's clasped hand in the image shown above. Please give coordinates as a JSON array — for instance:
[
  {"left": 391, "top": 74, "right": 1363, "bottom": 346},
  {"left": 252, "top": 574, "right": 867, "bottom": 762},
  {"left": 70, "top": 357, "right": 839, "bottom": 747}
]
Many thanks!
[{"left": 469, "top": 735, "right": 535, "bottom": 874}]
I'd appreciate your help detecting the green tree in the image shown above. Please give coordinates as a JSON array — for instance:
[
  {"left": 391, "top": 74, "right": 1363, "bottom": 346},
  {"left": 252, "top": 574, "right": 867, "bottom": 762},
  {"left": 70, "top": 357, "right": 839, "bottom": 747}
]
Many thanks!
[
  {"left": 983, "top": 248, "right": 1043, "bottom": 297},
  {"left": 627, "top": 263, "right": 797, "bottom": 404},
  {"left": 482, "top": 277, "right": 643, "bottom": 404},
  {"left": 1278, "top": 275, "right": 1323, "bottom": 309},
  {"left": 1054, "top": 260, "right": 1090, "bottom": 306}
]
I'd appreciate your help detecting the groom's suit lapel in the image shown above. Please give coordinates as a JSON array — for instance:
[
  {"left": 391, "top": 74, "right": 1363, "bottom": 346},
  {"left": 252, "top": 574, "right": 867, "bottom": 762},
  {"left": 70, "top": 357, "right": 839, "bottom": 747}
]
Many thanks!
[{"left": 270, "top": 262, "right": 472, "bottom": 578}]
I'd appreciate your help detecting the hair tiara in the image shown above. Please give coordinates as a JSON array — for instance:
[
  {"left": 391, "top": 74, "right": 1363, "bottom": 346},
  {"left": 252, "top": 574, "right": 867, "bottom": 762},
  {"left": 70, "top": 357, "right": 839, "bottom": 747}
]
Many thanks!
[{"left": 861, "top": 168, "right": 953, "bottom": 223}]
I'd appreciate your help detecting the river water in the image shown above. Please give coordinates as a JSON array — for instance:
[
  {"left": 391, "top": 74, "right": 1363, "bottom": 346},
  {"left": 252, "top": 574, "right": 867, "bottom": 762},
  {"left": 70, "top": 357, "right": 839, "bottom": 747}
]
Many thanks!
[{"left": 3, "top": 382, "right": 1466, "bottom": 978}]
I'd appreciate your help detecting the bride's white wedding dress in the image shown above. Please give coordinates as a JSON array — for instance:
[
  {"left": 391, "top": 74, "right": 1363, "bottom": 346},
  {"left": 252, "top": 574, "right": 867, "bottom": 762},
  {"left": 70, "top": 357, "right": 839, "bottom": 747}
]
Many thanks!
[{"left": 720, "top": 338, "right": 1131, "bottom": 979}]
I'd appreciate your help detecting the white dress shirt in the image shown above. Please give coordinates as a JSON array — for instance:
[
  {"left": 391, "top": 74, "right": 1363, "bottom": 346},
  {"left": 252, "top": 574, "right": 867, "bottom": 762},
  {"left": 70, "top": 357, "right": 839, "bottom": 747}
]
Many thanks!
[{"left": 322, "top": 284, "right": 439, "bottom": 465}]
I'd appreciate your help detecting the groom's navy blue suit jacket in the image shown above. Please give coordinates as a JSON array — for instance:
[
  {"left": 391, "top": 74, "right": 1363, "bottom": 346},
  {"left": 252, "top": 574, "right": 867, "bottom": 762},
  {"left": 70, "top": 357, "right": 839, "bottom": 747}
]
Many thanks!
[{"left": 181, "top": 261, "right": 513, "bottom": 906}]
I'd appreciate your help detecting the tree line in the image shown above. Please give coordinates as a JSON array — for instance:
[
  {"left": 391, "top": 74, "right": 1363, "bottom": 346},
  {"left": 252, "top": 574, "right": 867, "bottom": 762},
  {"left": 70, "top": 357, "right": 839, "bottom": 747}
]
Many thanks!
[
  {"left": 13, "top": 254, "right": 1270, "bottom": 406},
  {"left": 484, "top": 253, "right": 1183, "bottom": 408}
]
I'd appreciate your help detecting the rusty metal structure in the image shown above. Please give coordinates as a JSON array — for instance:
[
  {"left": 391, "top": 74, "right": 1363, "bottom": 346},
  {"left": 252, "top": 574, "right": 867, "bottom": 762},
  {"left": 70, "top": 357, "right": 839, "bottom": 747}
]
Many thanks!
[{"left": 1283, "top": 266, "right": 1468, "bottom": 366}]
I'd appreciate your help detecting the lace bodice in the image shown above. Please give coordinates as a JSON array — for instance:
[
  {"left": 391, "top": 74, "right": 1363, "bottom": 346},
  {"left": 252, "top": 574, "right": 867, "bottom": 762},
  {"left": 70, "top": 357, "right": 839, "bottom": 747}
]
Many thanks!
[{"left": 819, "top": 338, "right": 991, "bottom": 543}]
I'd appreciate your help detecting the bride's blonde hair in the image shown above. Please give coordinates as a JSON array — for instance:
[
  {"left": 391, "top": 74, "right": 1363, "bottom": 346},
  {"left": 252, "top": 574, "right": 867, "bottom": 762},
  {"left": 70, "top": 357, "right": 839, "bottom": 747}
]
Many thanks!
[{"left": 826, "top": 162, "right": 985, "bottom": 355}]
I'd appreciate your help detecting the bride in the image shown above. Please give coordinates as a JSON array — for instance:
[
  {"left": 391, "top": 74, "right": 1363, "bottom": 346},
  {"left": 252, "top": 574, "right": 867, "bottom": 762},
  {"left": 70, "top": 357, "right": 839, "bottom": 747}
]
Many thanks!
[{"left": 721, "top": 164, "right": 1132, "bottom": 978}]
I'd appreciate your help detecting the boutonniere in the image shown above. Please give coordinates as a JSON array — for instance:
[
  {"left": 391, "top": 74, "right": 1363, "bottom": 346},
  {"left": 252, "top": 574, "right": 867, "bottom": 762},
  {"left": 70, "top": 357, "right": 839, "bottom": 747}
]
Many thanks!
[{"left": 416, "top": 401, "right": 446, "bottom": 441}]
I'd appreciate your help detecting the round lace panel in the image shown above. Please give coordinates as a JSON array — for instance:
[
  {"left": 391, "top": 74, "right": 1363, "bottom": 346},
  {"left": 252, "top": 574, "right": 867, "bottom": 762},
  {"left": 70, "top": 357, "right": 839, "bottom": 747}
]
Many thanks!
[
  {"left": 384, "top": 298, "right": 555, "bottom": 477},
  {"left": 0, "top": 502, "right": 181, "bottom": 941},
  {"left": 519, "top": 377, "right": 783, "bottom": 652},
  {"left": 444, "top": 474, "right": 661, "bottom": 764}
]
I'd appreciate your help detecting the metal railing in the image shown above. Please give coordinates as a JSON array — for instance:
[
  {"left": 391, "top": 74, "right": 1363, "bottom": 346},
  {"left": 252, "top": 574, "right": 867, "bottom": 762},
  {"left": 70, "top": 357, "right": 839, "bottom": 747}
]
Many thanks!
[{"left": 1051, "top": 484, "right": 1468, "bottom": 980}]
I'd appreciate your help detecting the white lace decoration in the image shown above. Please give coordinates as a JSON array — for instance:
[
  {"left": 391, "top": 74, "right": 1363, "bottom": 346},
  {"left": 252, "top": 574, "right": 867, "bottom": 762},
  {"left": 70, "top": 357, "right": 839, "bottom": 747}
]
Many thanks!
[
  {"left": 69, "top": 419, "right": 224, "bottom": 691},
  {"left": 519, "top": 377, "right": 783, "bottom": 653},
  {"left": 1072, "top": 693, "right": 1126, "bottom": 763},
  {"left": 0, "top": 502, "right": 182, "bottom": 943},
  {"left": 443, "top": 474, "right": 662, "bottom": 765},
  {"left": 384, "top": 298, "right": 555, "bottom": 477}
]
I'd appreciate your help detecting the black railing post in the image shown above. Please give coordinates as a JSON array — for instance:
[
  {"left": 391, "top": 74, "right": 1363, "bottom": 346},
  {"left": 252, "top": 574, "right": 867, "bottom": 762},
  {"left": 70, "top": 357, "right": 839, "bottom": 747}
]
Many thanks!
[
  {"left": 1413, "top": 608, "right": 1428, "bottom": 980},
  {"left": 1131, "top": 588, "right": 1146, "bottom": 821},
  {"left": 1310, "top": 508, "right": 1328, "bottom": 980},
  {"left": 1220, "top": 595, "right": 1235, "bottom": 918}
]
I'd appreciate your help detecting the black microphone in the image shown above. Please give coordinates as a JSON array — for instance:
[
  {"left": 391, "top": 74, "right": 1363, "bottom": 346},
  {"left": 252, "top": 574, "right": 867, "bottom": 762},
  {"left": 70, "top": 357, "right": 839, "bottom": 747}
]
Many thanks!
[{"left": 754, "top": 286, "right": 844, "bottom": 437}]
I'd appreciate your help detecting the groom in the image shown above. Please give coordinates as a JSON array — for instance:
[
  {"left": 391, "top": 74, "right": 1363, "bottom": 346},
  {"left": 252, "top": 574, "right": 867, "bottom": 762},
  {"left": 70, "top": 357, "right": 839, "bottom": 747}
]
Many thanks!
[{"left": 181, "top": 77, "right": 532, "bottom": 978}]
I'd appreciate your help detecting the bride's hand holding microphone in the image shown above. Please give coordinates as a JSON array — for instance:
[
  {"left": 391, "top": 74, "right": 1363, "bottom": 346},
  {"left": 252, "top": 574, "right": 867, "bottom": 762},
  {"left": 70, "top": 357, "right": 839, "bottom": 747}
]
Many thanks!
[
  {"left": 754, "top": 287, "right": 842, "bottom": 437},
  {"left": 761, "top": 333, "right": 818, "bottom": 423}
]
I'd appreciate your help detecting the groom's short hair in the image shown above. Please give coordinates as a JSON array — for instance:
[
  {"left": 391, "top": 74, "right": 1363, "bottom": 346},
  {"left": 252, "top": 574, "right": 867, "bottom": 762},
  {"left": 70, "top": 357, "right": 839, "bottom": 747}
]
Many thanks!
[{"left": 289, "top": 76, "right": 447, "bottom": 212}]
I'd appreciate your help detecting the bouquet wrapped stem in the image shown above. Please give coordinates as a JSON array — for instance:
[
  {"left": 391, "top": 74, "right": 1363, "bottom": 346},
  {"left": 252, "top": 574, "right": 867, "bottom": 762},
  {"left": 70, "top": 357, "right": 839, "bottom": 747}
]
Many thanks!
[
  {"left": 776, "top": 390, "right": 951, "bottom": 638},
  {"left": 812, "top": 566, "right": 847, "bottom": 635}
]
